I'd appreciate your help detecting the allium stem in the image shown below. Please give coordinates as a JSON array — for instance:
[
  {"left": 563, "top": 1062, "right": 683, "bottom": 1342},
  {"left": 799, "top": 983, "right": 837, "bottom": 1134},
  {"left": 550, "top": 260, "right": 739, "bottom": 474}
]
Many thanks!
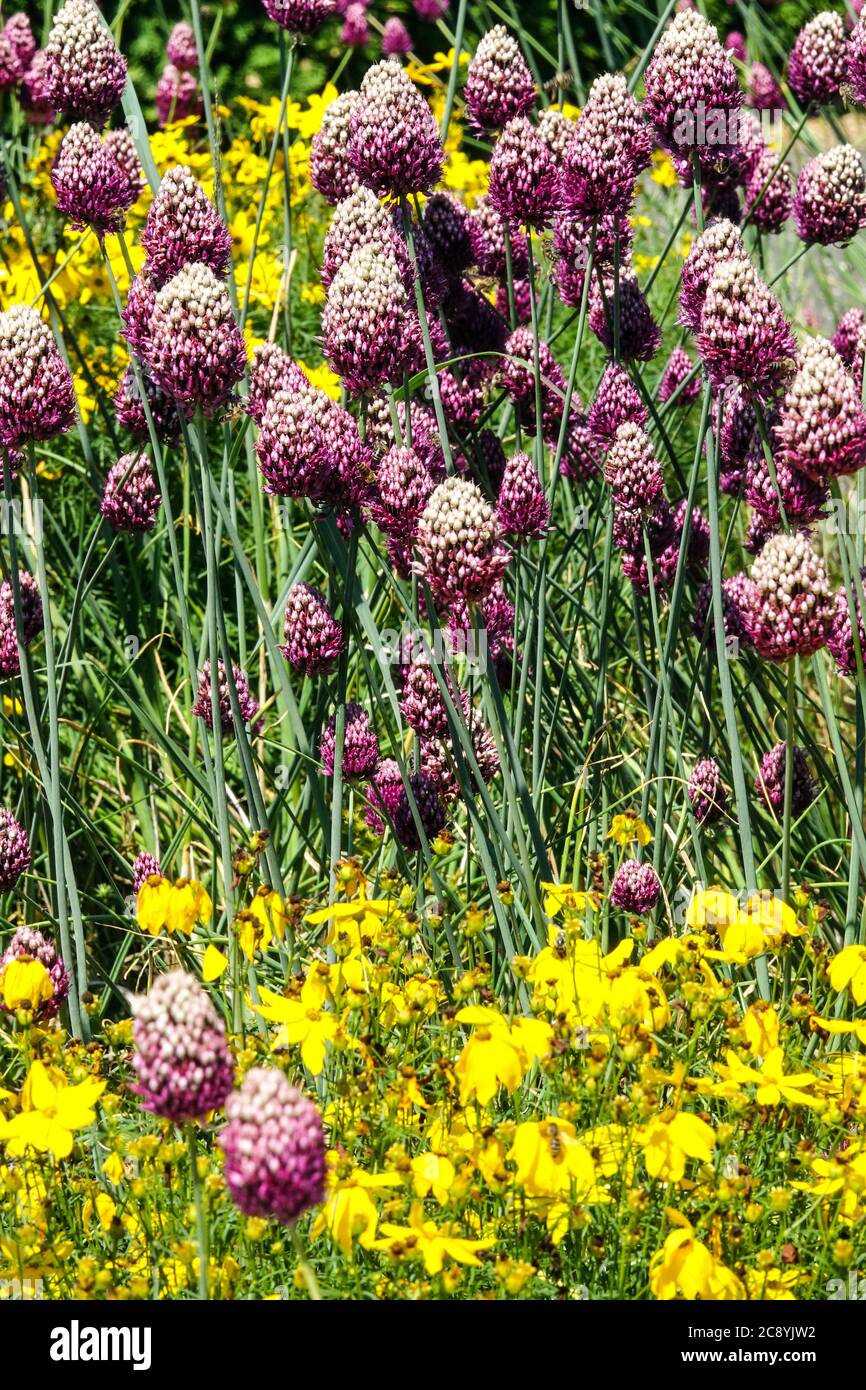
[
  {"left": 185, "top": 1123, "right": 209, "bottom": 1300},
  {"left": 439, "top": 0, "right": 467, "bottom": 142},
  {"left": 768, "top": 242, "right": 809, "bottom": 288},
  {"left": 291, "top": 1224, "right": 323, "bottom": 1300},
  {"left": 328, "top": 530, "right": 359, "bottom": 907},
  {"left": 782, "top": 660, "right": 795, "bottom": 905}
]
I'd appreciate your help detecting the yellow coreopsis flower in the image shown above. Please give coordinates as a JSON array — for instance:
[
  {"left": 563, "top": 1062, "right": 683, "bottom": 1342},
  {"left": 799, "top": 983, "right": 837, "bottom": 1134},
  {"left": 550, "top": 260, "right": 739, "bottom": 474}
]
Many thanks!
[
  {"left": 828, "top": 945, "right": 866, "bottom": 1004},
  {"left": 252, "top": 982, "right": 338, "bottom": 1075},
  {"left": 608, "top": 812, "right": 652, "bottom": 848},
  {"left": 202, "top": 944, "right": 229, "bottom": 982},
  {"left": 0, "top": 958, "right": 53, "bottom": 1013},
  {"left": 411, "top": 1151, "right": 456, "bottom": 1205},
  {"left": 640, "top": 1110, "right": 715, "bottom": 1182},
  {"left": 714, "top": 1048, "right": 824, "bottom": 1110},
  {"left": 373, "top": 1201, "right": 495, "bottom": 1275},
  {"left": 166, "top": 879, "right": 212, "bottom": 935},
  {"left": 453, "top": 1007, "right": 525, "bottom": 1105},
  {"left": 311, "top": 1166, "right": 402, "bottom": 1257},
  {"left": 0, "top": 1061, "right": 105, "bottom": 1161},
  {"left": 650, "top": 1214, "right": 744, "bottom": 1299},
  {"left": 508, "top": 1119, "right": 607, "bottom": 1202},
  {"left": 742, "top": 1002, "right": 780, "bottom": 1058}
]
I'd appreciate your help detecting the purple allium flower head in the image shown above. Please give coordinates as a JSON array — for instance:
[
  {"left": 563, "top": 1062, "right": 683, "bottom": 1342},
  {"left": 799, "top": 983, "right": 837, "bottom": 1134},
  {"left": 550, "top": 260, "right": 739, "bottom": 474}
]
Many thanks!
[
  {"left": 643, "top": 10, "right": 741, "bottom": 172},
  {"left": 589, "top": 270, "right": 661, "bottom": 362},
  {"left": 131, "top": 970, "right": 234, "bottom": 1124},
  {"left": 0, "top": 926, "right": 69, "bottom": 1020},
  {"left": 0, "top": 306, "right": 75, "bottom": 449},
  {"left": 0, "top": 809, "right": 32, "bottom": 891},
  {"left": 747, "top": 61, "right": 783, "bottom": 111},
  {"left": 692, "top": 573, "right": 753, "bottom": 648},
  {"left": 247, "top": 342, "right": 308, "bottom": 425},
  {"left": 496, "top": 450, "right": 549, "bottom": 539},
  {"left": 145, "top": 263, "right": 247, "bottom": 414},
  {"left": 828, "top": 573, "right": 866, "bottom": 676},
  {"left": 724, "top": 31, "right": 747, "bottom": 64},
  {"left": 488, "top": 115, "right": 559, "bottom": 230},
  {"left": 310, "top": 91, "right": 359, "bottom": 204},
  {"left": 0, "top": 32, "right": 24, "bottom": 91},
  {"left": 370, "top": 444, "right": 434, "bottom": 540},
  {"left": 141, "top": 166, "right": 232, "bottom": 288},
  {"left": 744, "top": 445, "right": 827, "bottom": 528},
  {"left": 743, "top": 147, "right": 793, "bottom": 234},
  {"left": 496, "top": 278, "right": 532, "bottom": 325},
  {"left": 414, "top": 0, "right": 448, "bottom": 19},
  {"left": 261, "top": 0, "right": 334, "bottom": 31},
  {"left": 322, "top": 244, "right": 412, "bottom": 393},
  {"left": 45, "top": 0, "right": 126, "bottom": 125},
  {"left": 219, "top": 1068, "right": 326, "bottom": 1224},
  {"left": 501, "top": 326, "right": 564, "bottom": 410},
  {"left": 192, "top": 660, "right": 262, "bottom": 735},
  {"left": 655, "top": 499, "right": 709, "bottom": 585},
  {"left": 416, "top": 476, "right": 508, "bottom": 607},
  {"left": 364, "top": 758, "right": 404, "bottom": 834},
  {"left": 101, "top": 451, "right": 161, "bottom": 533},
  {"left": 744, "top": 531, "right": 834, "bottom": 662},
  {"left": 321, "top": 185, "right": 399, "bottom": 290},
  {"left": 537, "top": 105, "right": 575, "bottom": 162},
  {"left": 382, "top": 17, "right": 413, "bottom": 56},
  {"left": 718, "top": 386, "right": 756, "bottom": 492},
  {"left": 562, "top": 73, "right": 651, "bottom": 218},
  {"left": 104, "top": 129, "right": 146, "bottom": 206},
  {"left": 341, "top": 4, "right": 369, "bottom": 48},
  {"left": 3, "top": 14, "right": 35, "bottom": 71},
  {"left": 688, "top": 758, "right": 727, "bottom": 825},
  {"left": 849, "top": 17, "right": 866, "bottom": 103},
  {"left": 348, "top": 59, "right": 443, "bottom": 197},
  {"left": 463, "top": 25, "right": 535, "bottom": 131},
  {"left": 167, "top": 21, "right": 198, "bottom": 70},
  {"left": 678, "top": 217, "right": 744, "bottom": 332},
  {"left": 114, "top": 364, "right": 187, "bottom": 446},
  {"left": 392, "top": 769, "right": 446, "bottom": 849},
  {"left": 51, "top": 122, "right": 136, "bottom": 236},
  {"left": 658, "top": 347, "right": 700, "bottom": 405},
  {"left": 438, "top": 369, "right": 483, "bottom": 430},
  {"left": 399, "top": 661, "right": 469, "bottom": 738},
  {"left": 697, "top": 255, "right": 796, "bottom": 399},
  {"left": 775, "top": 335, "right": 866, "bottom": 481},
  {"left": 788, "top": 11, "right": 847, "bottom": 107},
  {"left": 121, "top": 272, "right": 156, "bottom": 357},
  {"left": 793, "top": 144, "right": 866, "bottom": 247},
  {"left": 610, "top": 859, "right": 662, "bottom": 915},
  {"left": 155, "top": 63, "right": 201, "bottom": 126},
  {"left": 832, "top": 308, "right": 866, "bottom": 370},
  {"left": 560, "top": 407, "right": 601, "bottom": 482},
  {"left": 755, "top": 742, "right": 818, "bottom": 817},
  {"left": 132, "top": 851, "right": 162, "bottom": 894},
  {"left": 320, "top": 701, "right": 379, "bottom": 778},
  {"left": 421, "top": 708, "right": 499, "bottom": 803},
  {"left": 21, "top": 50, "right": 57, "bottom": 124},
  {"left": 468, "top": 194, "right": 528, "bottom": 278},
  {"left": 587, "top": 362, "right": 648, "bottom": 445},
  {"left": 605, "top": 423, "right": 665, "bottom": 511},
  {"left": 422, "top": 192, "right": 474, "bottom": 277},
  {"left": 0, "top": 570, "right": 43, "bottom": 679},
  {"left": 281, "top": 584, "right": 344, "bottom": 677}
]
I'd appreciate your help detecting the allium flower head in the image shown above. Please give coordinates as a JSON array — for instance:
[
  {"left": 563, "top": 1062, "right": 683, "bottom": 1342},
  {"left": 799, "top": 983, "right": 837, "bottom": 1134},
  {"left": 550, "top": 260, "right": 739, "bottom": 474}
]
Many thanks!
[
  {"left": 399, "top": 661, "right": 468, "bottom": 739},
  {"left": 828, "top": 574, "right": 866, "bottom": 676},
  {"left": 341, "top": 5, "right": 368, "bottom": 49},
  {"left": 0, "top": 570, "right": 43, "bottom": 677},
  {"left": 643, "top": 11, "right": 741, "bottom": 171},
  {"left": 114, "top": 364, "right": 187, "bottom": 446},
  {"left": 688, "top": 758, "right": 727, "bottom": 825},
  {"left": 422, "top": 192, "right": 474, "bottom": 277},
  {"left": 0, "top": 927, "right": 69, "bottom": 1021},
  {"left": 310, "top": 91, "right": 359, "bottom": 204},
  {"left": 775, "top": 336, "right": 866, "bottom": 481},
  {"left": 678, "top": 218, "right": 744, "bottom": 332},
  {"left": 587, "top": 363, "right": 648, "bottom": 445},
  {"left": 320, "top": 702, "right": 379, "bottom": 778},
  {"left": 496, "top": 451, "right": 549, "bottom": 538},
  {"left": 132, "top": 851, "right": 162, "bottom": 893},
  {"left": 605, "top": 423, "right": 665, "bottom": 511},
  {"left": 167, "top": 21, "right": 198, "bottom": 70},
  {"left": 793, "top": 144, "right": 866, "bottom": 247},
  {"left": 321, "top": 244, "right": 412, "bottom": 393},
  {"left": 0, "top": 305, "right": 75, "bottom": 448},
  {"left": 849, "top": 17, "right": 866, "bottom": 104},
  {"left": 488, "top": 115, "right": 558, "bottom": 229},
  {"left": 463, "top": 25, "right": 535, "bottom": 131},
  {"left": 348, "top": 60, "right": 443, "bottom": 197},
  {"left": 743, "top": 148, "right": 793, "bottom": 235},
  {"left": 219, "top": 1069, "right": 326, "bottom": 1224},
  {"left": 744, "top": 446, "right": 827, "bottom": 528},
  {"left": 3, "top": 14, "right": 35, "bottom": 70},
  {"left": 321, "top": 185, "right": 399, "bottom": 289},
  {"left": 755, "top": 742, "right": 817, "bottom": 817},
  {"left": 261, "top": 0, "right": 334, "bottom": 31},
  {"left": 45, "top": 0, "right": 127, "bottom": 125},
  {"left": 155, "top": 63, "right": 200, "bottom": 127},
  {"left": 537, "top": 106, "right": 575, "bottom": 161},
  {"left": 364, "top": 758, "right": 404, "bottom": 834},
  {"left": 101, "top": 451, "right": 161, "bottom": 532},
  {"left": 281, "top": 584, "right": 344, "bottom": 676},
  {"left": 145, "top": 263, "right": 247, "bottom": 414},
  {"left": 421, "top": 708, "right": 499, "bottom": 803},
  {"left": 788, "top": 11, "right": 847, "bottom": 107},
  {"left": 610, "top": 859, "right": 661, "bottom": 915},
  {"left": 748, "top": 61, "right": 783, "bottom": 111},
  {"left": 658, "top": 347, "right": 700, "bottom": 405},
  {"left": 370, "top": 444, "right": 433, "bottom": 540},
  {"left": 105, "top": 129, "right": 146, "bottom": 206},
  {"left": 21, "top": 50, "right": 57, "bottom": 124},
  {"left": 589, "top": 271, "right": 661, "bottom": 362},
  {"left": 192, "top": 660, "right": 261, "bottom": 735},
  {"left": 501, "top": 326, "right": 564, "bottom": 408},
  {"left": 255, "top": 382, "right": 330, "bottom": 498},
  {"left": 416, "top": 476, "right": 508, "bottom": 606},
  {"left": 744, "top": 531, "right": 834, "bottom": 662},
  {"left": 692, "top": 573, "right": 753, "bottom": 648},
  {"left": 131, "top": 970, "right": 234, "bottom": 1123},
  {"left": 696, "top": 255, "right": 796, "bottom": 398},
  {"left": 141, "top": 166, "right": 232, "bottom": 288},
  {"left": 51, "top": 122, "right": 136, "bottom": 235},
  {"left": 0, "top": 809, "right": 32, "bottom": 891},
  {"left": 382, "top": 17, "right": 413, "bottom": 55},
  {"left": 832, "top": 308, "right": 866, "bottom": 370},
  {"left": 121, "top": 272, "right": 157, "bottom": 357},
  {"left": 562, "top": 72, "right": 651, "bottom": 217},
  {"left": 468, "top": 195, "right": 528, "bottom": 278},
  {"left": 392, "top": 770, "right": 446, "bottom": 849},
  {"left": 247, "top": 342, "right": 308, "bottom": 425}
]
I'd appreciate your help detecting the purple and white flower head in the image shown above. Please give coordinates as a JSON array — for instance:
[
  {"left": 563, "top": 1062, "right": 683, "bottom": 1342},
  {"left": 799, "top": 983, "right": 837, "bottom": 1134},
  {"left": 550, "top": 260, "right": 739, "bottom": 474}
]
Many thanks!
[
  {"left": 104, "top": 129, "right": 146, "bottom": 206},
  {"left": 697, "top": 255, "right": 796, "bottom": 399},
  {"left": 0, "top": 809, "right": 32, "bottom": 891},
  {"left": 422, "top": 192, "right": 474, "bottom": 277},
  {"left": 610, "top": 859, "right": 661, "bottom": 915},
  {"left": 788, "top": 11, "right": 847, "bottom": 107},
  {"left": 537, "top": 106, "right": 575, "bottom": 162},
  {"left": 311, "top": 91, "right": 360, "bottom": 204},
  {"left": 399, "top": 661, "right": 469, "bottom": 739},
  {"left": 321, "top": 244, "right": 412, "bottom": 393},
  {"left": 744, "top": 531, "right": 835, "bottom": 662},
  {"left": 348, "top": 60, "right": 443, "bottom": 197},
  {"left": 321, "top": 185, "right": 399, "bottom": 289},
  {"left": 246, "top": 342, "right": 308, "bottom": 425},
  {"left": 341, "top": 5, "right": 369, "bottom": 49},
  {"left": 793, "top": 144, "right": 866, "bottom": 247},
  {"left": 692, "top": 573, "right": 753, "bottom": 648},
  {"left": 775, "top": 335, "right": 866, "bottom": 481},
  {"left": 364, "top": 758, "right": 404, "bottom": 834},
  {"left": 587, "top": 363, "right": 648, "bottom": 445},
  {"left": 51, "top": 122, "right": 136, "bottom": 236},
  {"left": 101, "top": 451, "right": 162, "bottom": 532},
  {"left": 255, "top": 382, "right": 329, "bottom": 498},
  {"left": 3, "top": 14, "right": 35, "bottom": 72},
  {"left": 748, "top": 61, "right": 783, "bottom": 111},
  {"left": 132, "top": 851, "right": 162, "bottom": 893},
  {"left": 848, "top": 17, "right": 866, "bottom": 104},
  {"left": 392, "top": 769, "right": 446, "bottom": 849},
  {"left": 421, "top": 708, "right": 499, "bottom": 803},
  {"left": 496, "top": 451, "right": 550, "bottom": 539},
  {"left": 131, "top": 970, "right": 234, "bottom": 1124},
  {"left": 755, "top": 742, "right": 818, "bottom": 817},
  {"left": 219, "top": 1069, "right": 326, "bottom": 1224},
  {"left": 463, "top": 25, "right": 535, "bottom": 131},
  {"left": 828, "top": 576, "right": 866, "bottom": 677},
  {"left": 589, "top": 270, "right": 661, "bottom": 362},
  {"left": 0, "top": 306, "right": 75, "bottom": 449},
  {"left": 743, "top": 148, "right": 793, "bottom": 235},
  {"left": 281, "top": 584, "right": 344, "bottom": 677},
  {"left": 261, "top": 0, "right": 334, "bottom": 32},
  {"left": 192, "top": 660, "right": 262, "bottom": 735},
  {"left": 141, "top": 167, "right": 232, "bottom": 288},
  {"left": 114, "top": 364, "right": 187, "bottom": 446},
  {"left": 688, "top": 758, "right": 727, "bottom": 825},
  {"left": 604, "top": 423, "right": 665, "bottom": 512},
  {"left": 643, "top": 10, "right": 741, "bottom": 173},
  {"left": 320, "top": 702, "right": 379, "bottom": 778},
  {"left": 678, "top": 218, "right": 744, "bottom": 332},
  {"left": 500, "top": 327, "right": 565, "bottom": 413},
  {"left": 155, "top": 63, "right": 200, "bottom": 127},
  {"left": 563, "top": 72, "right": 651, "bottom": 217},
  {"left": 744, "top": 446, "right": 827, "bottom": 529},
  {"left": 382, "top": 17, "right": 413, "bottom": 56},
  {"left": 166, "top": 21, "right": 198, "bottom": 70},
  {"left": 21, "top": 50, "right": 57, "bottom": 124},
  {"left": 468, "top": 195, "right": 528, "bottom": 278},
  {"left": 0, "top": 926, "right": 69, "bottom": 1020},
  {"left": 488, "top": 115, "right": 559, "bottom": 230},
  {"left": 145, "top": 263, "right": 247, "bottom": 414},
  {"left": 0, "top": 570, "right": 43, "bottom": 678},
  {"left": 416, "top": 477, "right": 508, "bottom": 607},
  {"left": 370, "top": 444, "right": 434, "bottom": 541},
  {"left": 45, "top": 0, "right": 127, "bottom": 125},
  {"left": 658, "top": 347, "right": 700, "bottom": 405},
  {"left": 121, "top": 272, "right": 157, "bottom": 357},
  {"left": 832, "top": 308, "right": 866, "bottom": 370}
]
